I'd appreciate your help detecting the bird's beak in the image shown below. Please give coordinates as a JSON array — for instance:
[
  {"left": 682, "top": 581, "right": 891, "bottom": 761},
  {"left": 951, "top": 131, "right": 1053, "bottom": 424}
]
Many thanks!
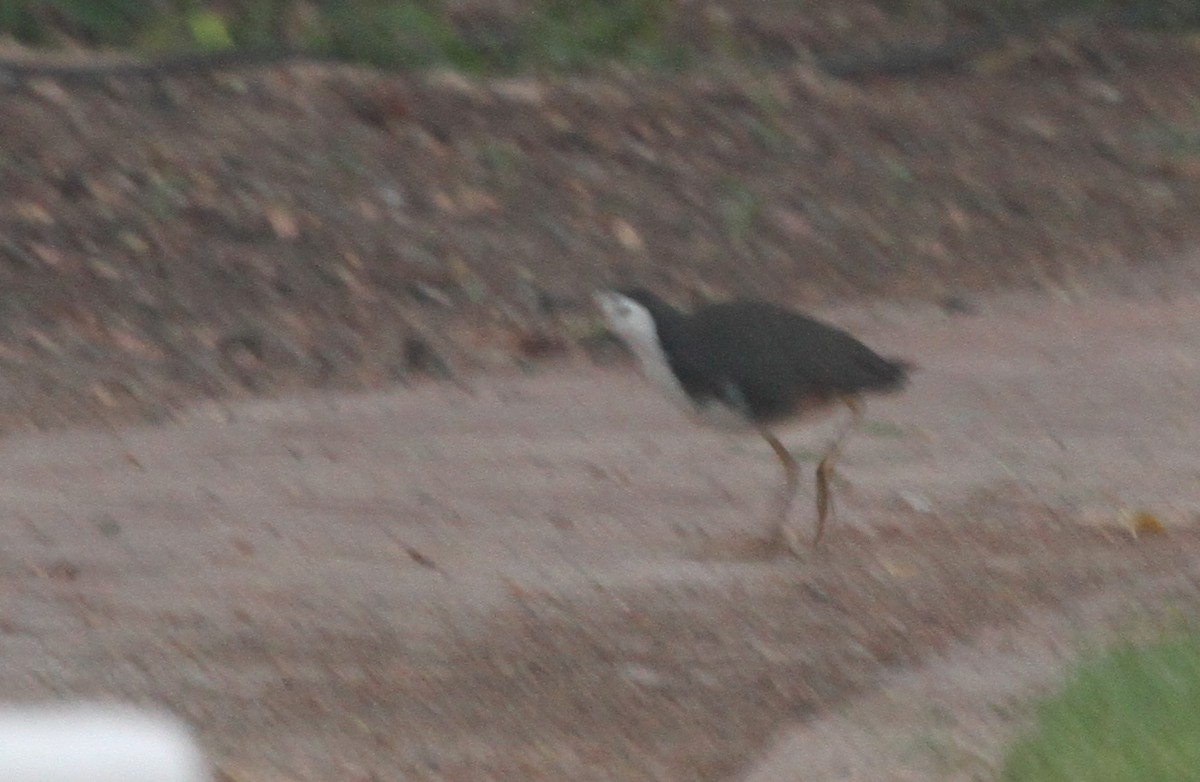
[{"left": 592, "top": 290, "right": 615, "bottom": 317}]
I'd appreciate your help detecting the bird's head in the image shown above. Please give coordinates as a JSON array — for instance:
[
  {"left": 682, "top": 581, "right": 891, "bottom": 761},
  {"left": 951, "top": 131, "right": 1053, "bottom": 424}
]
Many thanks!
[{"left": 593, "top": 289, "right": 660, "bottom": 350}]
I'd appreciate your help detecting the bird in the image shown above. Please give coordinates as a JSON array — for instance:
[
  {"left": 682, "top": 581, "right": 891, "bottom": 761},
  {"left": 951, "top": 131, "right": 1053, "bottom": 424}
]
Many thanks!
[{"left": 595, "top": 287, "right": 909, "bottom": 553}]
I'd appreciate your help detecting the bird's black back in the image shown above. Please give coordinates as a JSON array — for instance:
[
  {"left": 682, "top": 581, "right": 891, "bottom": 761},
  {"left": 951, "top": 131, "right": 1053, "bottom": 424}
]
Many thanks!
[{"left": 624, "top": 291, "right": 907, "bottom": 423}]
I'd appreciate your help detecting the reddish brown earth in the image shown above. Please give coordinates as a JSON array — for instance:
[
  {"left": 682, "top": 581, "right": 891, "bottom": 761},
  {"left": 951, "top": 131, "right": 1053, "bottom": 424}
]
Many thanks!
[
  {"left": 1, "top": 286, "right": 1199, "bottom": 780},
  {"left": 2, "top": 26, "right": 1200, "bottom": 432}
]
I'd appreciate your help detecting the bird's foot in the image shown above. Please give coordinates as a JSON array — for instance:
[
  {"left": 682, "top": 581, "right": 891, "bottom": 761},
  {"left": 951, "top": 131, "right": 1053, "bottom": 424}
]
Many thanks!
[{"left": 767, "top": 522, "right": 808, "bottom": 559}]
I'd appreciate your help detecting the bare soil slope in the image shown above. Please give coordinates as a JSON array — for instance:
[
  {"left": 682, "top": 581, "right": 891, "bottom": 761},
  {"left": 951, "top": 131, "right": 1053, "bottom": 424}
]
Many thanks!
[{"left": 2, "top": 27, "right": 1200, "bottom": 429}]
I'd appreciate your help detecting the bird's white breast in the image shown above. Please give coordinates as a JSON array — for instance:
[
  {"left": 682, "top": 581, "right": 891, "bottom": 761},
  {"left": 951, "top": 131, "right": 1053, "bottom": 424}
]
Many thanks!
[
  {"left": 597, "top": 289, "right": 753, "bottom": 430},
  {"left": 625, "top": 328, "right": 751, "bottom": 429},
  {"left": 622, "top": 326, "right": 693, "bottom": 410}
]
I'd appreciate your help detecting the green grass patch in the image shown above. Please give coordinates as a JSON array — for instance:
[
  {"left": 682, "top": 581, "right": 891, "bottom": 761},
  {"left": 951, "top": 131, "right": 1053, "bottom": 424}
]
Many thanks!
[
  {"left": 717, "top": 179, "right": 761, "bottom": 248},
  {"left": 0, "top": 0, "right": 686, "bottom": 72},
  {"left": 1001, "top": 632, "right": 1200, "bottom": 782},
  {"left": 318, "top": 1, "right": 484, "bottom": 71},
  {"left": 518, "top": 0, "right": 683, "bottom": 72},
  {"left": 3, "top": 0, "right": 1199, "bottom": 74}
]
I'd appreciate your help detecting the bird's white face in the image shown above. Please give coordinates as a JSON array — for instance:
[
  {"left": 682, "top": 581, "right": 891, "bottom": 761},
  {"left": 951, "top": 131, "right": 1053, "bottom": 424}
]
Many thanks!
[
  {"left": 594, "top": 291, "right": 659, "bottom": 353},
  {"left": 595, "top": 290, "right": 697, "bottom": 410},
  {"left": 595, "top": 289, "right": 742, "bottom": 424}
]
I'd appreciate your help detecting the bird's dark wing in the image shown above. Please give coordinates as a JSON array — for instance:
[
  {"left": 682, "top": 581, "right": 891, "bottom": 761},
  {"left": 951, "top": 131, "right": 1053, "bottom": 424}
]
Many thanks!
[
  {"left": 639, "top": 307, "right": 732, "bottom": 411},
  {"left": 669, "top": 301, "right": 907, "bottom": 422}
]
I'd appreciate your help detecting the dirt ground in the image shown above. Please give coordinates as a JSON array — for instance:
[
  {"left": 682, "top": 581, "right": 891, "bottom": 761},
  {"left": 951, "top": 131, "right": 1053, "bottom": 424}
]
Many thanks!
[{"left": 0, "top": 283, "right": 1197, "bottom": 781}]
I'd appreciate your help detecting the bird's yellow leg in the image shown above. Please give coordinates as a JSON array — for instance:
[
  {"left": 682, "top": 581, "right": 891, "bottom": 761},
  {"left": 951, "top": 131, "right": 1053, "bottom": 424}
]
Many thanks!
[
  {"left": 761, "top": 430, "right": 801, "bottom": 555},
  {"left": 813, "top": 397, "right": 864, "bottom": 547}
]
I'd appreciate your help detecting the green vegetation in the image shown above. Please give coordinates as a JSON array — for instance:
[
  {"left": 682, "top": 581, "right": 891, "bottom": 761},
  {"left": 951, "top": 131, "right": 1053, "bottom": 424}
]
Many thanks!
[
  {"left": 0, "top": 0, "right": 1197, "bottom": 73},
  {"left": 884, "top": 0, "right": 1200, "bottom": 29},
  {"left": 718, "top": 179, "right": 761, "bottom": 248},
  {"left": 1001, "top": 633, "right": 1200, "bottom": 782},
  {"left": 997, "top": 0, "right": 1200, "bottom": 28},
  {"left": 317, "top": 2, "right": 482, "bottom": 71},
  {"left": 520, "top": 0, "right": 681, "bottom": 71},
  {"left": 0, "top": 0, "right": 155, "bottom": 44},
  {"left": 0, "top": 0, "right": 682, "bottom": 72}
]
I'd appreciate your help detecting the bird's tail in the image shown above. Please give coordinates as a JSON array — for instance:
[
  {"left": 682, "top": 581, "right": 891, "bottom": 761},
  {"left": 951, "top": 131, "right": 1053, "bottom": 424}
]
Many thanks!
[{"left": 872, "top": 356, "right": 913, "bottom": 393}]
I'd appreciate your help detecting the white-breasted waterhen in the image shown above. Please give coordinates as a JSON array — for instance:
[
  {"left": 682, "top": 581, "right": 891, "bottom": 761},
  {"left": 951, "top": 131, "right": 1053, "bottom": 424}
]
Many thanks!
[{"left": 596, "top": 287, "right": 909, "bottom": 553}]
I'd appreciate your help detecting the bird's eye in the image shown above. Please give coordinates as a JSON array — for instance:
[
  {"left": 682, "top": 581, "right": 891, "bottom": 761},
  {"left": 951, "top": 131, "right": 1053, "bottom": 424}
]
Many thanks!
[{"left": 615, "top": 304, "right": 631, "bottom": 317}]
